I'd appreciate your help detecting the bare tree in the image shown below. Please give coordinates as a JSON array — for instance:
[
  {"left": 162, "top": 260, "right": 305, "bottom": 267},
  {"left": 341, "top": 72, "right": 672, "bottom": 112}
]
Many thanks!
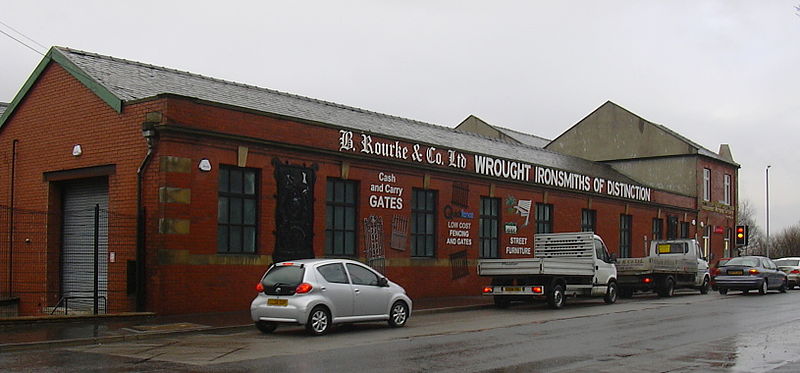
[
  {"left": 737, "top": 199, "right": 764, "bottom": 255},
  {"left": 769, "top": 223, "right": 800, "bottom": 258}
]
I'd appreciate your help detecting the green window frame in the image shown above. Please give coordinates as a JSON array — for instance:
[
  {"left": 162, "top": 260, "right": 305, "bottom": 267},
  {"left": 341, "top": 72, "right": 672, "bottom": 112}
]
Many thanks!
[
  {"left": 411, "top": 188, "right": 437, "bottom": 257},
  {"left": 480, "top": 197, "right": 500, "bottom": 258},
  {"left": 325, "top": 178, "right": 358, "bottom": 256},
  {"left": 218, "top": 166, "right": 258, "bottom": 254}
]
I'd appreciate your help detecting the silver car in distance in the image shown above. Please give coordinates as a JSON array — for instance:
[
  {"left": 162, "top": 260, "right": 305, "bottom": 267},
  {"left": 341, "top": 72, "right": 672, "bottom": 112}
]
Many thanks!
[{"left": 250, "top": 258, "right": 412, "bottom": 336}]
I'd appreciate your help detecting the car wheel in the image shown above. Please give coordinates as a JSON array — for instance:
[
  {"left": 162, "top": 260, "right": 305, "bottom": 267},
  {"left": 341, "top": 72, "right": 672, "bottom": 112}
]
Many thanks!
[
  {"left": 658, "top": 278, "right": 675, "bottom": 298},
  {"left": 547, "top": 284, "right": 565, "bottom": 309},
  {"left": 306, "top": 306, "right": 332, "bottom": 336},
  {"left": 699, "top": 277, "right": 710, "bottom": 295},
  {"left": 255, "top": 321, "right": 277, "bottom": 334},
  {"left": 604, "top": 282, "right": 618, "bottom": 304},
  {"left": 493, "top": 296, "right": 511, "bottom": 309},
  {"left": 779, "top": 279, "right": 788, "bottom": 293},
  {"left": 388, "top": 301, "right": 409, "bottom": 328},
  {"left": 719, "top": 288, "right": 728, "bottom": 295},
  {"left": 758, "top": 280, "right": 768, "bottom": 295}
]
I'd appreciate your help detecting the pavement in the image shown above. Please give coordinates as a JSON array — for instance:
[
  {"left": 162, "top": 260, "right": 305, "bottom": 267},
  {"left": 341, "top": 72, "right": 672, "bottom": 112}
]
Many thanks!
[{"left": 0, "top": 296, "right": 493, "bottom": 352}]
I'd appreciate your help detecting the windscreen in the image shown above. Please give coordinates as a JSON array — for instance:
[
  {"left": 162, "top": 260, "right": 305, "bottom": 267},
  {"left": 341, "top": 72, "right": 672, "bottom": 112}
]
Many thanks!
[{"left": 775, "top": 259, "right": 800, "bottom": 267}]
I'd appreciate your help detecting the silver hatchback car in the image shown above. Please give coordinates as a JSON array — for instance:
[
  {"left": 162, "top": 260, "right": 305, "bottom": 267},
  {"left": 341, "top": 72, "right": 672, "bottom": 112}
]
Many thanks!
[{"left": 250, "top": 258, "right": 412, "bottom": 335}]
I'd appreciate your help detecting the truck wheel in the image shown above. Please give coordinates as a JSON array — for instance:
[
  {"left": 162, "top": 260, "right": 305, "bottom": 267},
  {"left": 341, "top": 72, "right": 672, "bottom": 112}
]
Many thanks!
[
  {"left": 658, "top": 278, "right": 675, "bottom": 298},
  {"left": 494, "top": 296, "right": 511, "bottom": 309},
  {"left": 699, "top": 276, "right": 710, "bottom": 295},
  {"left": 619, "top": 288, "right": 634, "bottom": 299},
  {"left": 547, "top": 284, "right": 565, "bottom": 309},
  {"left": 604, "top": 282, "right": 618, "bottom": 304}
]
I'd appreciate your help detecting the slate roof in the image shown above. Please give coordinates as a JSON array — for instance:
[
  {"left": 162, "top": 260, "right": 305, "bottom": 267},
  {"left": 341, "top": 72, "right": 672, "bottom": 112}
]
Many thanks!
[
  {"left": 493, "top": 126, "right": 551, "bottom": 148},
  {"left": 0, "top": 102, "right": 7, "bottom": 117},
  {"left": 18, "top": 47, "right": 643, "bottom": 185}
]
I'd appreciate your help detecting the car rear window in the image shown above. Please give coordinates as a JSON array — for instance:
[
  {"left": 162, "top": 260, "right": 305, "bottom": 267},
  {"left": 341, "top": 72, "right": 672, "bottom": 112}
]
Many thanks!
[
  {"left": 775, "top": 259, "right": 800, "bottom": 267},
  {"left": 725, "top": 257, "right": 759, "bottom": 267},
  {"left": 716, "top": 259, "right": 730, "bottom": 267},
  {"left": 262, "top": 265, "right": 304, "bottom": 287}
]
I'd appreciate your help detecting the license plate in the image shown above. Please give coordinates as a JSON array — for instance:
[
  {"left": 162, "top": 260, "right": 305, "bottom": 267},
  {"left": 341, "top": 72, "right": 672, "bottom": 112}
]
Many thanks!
[
  {"left": 504, "top": 287, "right": 522, "bottom": 292},
  {"left": 267, "top": 298, "right": 288, "bottom": 306},
  {"left": 727, "top": 270, "right": 743, "bottom": 275}
]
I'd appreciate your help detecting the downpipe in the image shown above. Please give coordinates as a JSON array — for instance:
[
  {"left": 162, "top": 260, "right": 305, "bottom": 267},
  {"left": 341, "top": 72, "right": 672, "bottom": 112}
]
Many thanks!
[{"left": 135, "top": 113, "right": 160, "bottom": 311}]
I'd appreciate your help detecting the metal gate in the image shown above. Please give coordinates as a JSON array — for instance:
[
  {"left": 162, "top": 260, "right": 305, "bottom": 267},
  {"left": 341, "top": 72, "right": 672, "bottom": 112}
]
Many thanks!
[
  {"left": 363, "top": 215, "right": 386, "bottom": 274},
  {"left": 60, "top": 178, "right": 108, "bottom": 313}
]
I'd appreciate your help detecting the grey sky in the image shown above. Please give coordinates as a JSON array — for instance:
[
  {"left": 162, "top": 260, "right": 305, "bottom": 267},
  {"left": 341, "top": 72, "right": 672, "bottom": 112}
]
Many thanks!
[{"left": 2, "top": 1, "right": 798, "bottom": 234}]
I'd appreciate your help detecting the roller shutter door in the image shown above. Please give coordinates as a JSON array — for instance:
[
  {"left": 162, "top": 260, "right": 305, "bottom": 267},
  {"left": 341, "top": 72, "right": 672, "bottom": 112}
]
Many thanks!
[{"left": 61, "top": 178, "right": 108, "bottom": 312}]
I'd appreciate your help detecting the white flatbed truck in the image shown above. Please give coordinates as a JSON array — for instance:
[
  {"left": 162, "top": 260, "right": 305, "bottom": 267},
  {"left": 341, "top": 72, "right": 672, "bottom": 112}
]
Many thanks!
[{"left": 478, "top": 232, "right": 618, "bottom": 309}]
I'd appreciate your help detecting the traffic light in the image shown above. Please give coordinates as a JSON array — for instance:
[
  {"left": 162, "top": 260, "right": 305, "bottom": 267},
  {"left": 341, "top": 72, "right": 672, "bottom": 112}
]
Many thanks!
[{"left": 735, "top": 225, "right": 749, "bottom": 246}]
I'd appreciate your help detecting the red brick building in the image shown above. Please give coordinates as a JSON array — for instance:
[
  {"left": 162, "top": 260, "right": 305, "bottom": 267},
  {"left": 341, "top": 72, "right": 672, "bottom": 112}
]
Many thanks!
[{"left": 0, "top": 47, "right": 739, "bottom": 316}]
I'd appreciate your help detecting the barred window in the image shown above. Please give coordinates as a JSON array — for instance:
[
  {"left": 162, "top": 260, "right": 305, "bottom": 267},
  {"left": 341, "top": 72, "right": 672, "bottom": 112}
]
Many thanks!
[
  {"left": 619, "top": 214, "right": 632, "bottom": 258},
  {"left": 668, "top": 216, "right": 678, "bottom": 240},
  {"left": 218, "top": 166, "right": 258, "bottom": 253},
  {"left": 536, "top": 203, "right": 553, "bottom": 234},
  {"left": 325, "top": 178, "right": 358, "bottom": 256},
  {"left": 480, "top": 197, "right": 500, "bottom": 258},
  {"left": 581, "top": 209, "right": 596, "bottom": 232},
  {"left": 411, "top": 189, "right": 437, "bottom": 257},
  {"left": 652, "top": 218, "right": 663, "bottom": 240}
]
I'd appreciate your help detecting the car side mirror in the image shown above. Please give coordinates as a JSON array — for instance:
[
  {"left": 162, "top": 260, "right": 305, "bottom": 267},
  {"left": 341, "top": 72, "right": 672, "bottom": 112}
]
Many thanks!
[
  {"left": 378, "top": 277, "right": 389, "bottom": 287},
  {"left": 608, "top": 253, "right": 617, "bottom": 263}
]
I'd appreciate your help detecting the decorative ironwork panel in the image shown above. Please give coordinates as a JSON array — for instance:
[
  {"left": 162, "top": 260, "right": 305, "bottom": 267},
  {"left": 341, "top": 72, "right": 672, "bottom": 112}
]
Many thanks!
[
  {"left": 451, "top": 182, "right": 470, "bottom": 208},
  {"left": 390, "top": 215, "right": 408, "bottom": 251},
  {"left": 363, "top": 215, "right": 386, "bottom": 274},
  {"left": 273, "top": 159, "right": 316, "bottom": 263},
  {"left": 450, "top": 250, "right": 469, "bottom": 280}
]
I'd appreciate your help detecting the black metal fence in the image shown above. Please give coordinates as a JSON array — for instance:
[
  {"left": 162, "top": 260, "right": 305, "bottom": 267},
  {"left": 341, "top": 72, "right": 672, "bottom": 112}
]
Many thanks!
[{"left": 0, "top": 205, "right": 137, "bottom": 317}]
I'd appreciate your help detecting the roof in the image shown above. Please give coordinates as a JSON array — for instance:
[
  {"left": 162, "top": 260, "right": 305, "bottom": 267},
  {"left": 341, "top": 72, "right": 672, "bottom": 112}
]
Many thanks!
[
  {"left": 551, "top": 101, "right": 738, "bottom": 167},
  {"left": 0, "top": 102, "right": 7, "bottom": 117},
  {"left": 493, "top": 126, "right": 550, "bottom": 148},
  {"left": 0, "top": 47, "right": 642, "bottom": 186}
]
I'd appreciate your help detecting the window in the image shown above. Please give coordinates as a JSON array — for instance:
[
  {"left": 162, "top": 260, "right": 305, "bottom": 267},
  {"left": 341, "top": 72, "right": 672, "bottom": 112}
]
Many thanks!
[
  {"left": 619, "top": 214, "right": 632, "bottom": 258},
  {"left": 411, "top": 188, "right": 437, "bottom": 257},
  {"left": 325, "top": 179, "right": 358, "bottom": 256},
  {"left": 703, "top": 168, "right": 711, "bottom": 202},
  {"left": 317, "top": 263, "right": 349, "bottom": 284},
  {"left": 218, "top": 166, "right": 258, "bottom": 253},
  {"left": 723, "top": 174, "right": 731, "bottom": 205},
  {"left": 652, "top": 218, "right": 663, "bottom": 240},
  {"left": 346, "top": 263, "right": 379, "bottom": 286},
  {"left": 581, "top": 209, "right": 596, "bottom": 232},
  {"left": 594, "top": 238, "right": 610, "bottom": 262},
  {"left": 479, "top": 197, "right": 500, "bottom": 258},
  {"left": 536, "top": 203, "right": 553, "bottom": 234},
  {"left": 702, "top": 225, "right": 711, "bottom": 259},
  {"left": 656, "top": 242, "right": 688, "bottom": 255},
  {"left": 680, "top": 222, "right": 690, "bottom": 239},
  {"left": 667, "top": 216, "right": 678, "bottom": 240}
]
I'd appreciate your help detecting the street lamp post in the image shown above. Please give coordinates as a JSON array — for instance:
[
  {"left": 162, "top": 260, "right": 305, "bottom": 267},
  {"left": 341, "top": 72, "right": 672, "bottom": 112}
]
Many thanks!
[{"left": 766, "top": 165, "right": 771, "bottom": 258}]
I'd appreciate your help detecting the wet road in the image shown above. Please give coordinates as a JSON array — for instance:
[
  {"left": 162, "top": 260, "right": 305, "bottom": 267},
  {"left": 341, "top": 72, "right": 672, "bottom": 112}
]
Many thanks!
[{"left": 3, "top": 290, "right": 800, "bottom": 372}]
